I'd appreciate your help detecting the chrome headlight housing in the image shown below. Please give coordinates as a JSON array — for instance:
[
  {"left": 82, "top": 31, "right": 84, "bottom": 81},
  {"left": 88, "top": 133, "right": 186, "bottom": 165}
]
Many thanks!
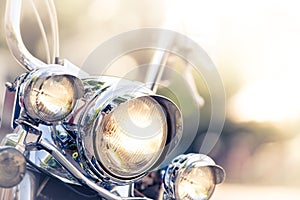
[
  {"left": 20, "top": 65, "right": 84, "bottom": 122},
  {"left": 164, "top": 153, "right": 225, "bottom": 200},
  {"left": 0, "top": 147, "right": 26, "bottom": 188},
  {"left": 78, "top": 77, "right": 182, "bottom": 184}
]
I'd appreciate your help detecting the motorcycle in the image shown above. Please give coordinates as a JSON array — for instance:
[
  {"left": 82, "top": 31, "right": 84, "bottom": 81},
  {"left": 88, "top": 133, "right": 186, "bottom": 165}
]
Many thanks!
[{"left": 0, "top": 0, "right": 225, "bottom": 199}]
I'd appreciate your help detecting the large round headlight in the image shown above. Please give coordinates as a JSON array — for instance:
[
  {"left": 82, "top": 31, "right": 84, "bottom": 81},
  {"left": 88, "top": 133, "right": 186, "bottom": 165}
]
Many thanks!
[
  {"left": 22, "top": 66, "right": 84, "bottom": 122},
  {"left": 78, "top": 77, "right": 183, "bottom": 183},
  {"left": 95, "top": 96, "right": 167, "bottom": 178}
]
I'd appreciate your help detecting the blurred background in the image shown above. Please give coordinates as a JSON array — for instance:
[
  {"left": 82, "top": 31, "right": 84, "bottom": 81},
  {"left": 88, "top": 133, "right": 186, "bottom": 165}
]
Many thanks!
[{"left": 1, "top": 0, "right": 300, "bottom": 199}]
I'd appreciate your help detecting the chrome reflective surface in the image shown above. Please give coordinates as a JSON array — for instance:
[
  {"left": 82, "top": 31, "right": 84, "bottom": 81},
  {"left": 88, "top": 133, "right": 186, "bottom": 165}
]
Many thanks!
[
  {"left": 2, "top": 125, "right": 79, "bottom": 185},
  {"left": 15, "top": 170, "right": 39, "bottom": 200},
  {"left": 2, "top": 122, "right": 123, "bottom": 199},
  {"left": 77, "top": 76, "right": 183, "bottom": 184},
  {"left": 0, "top": 187, "right": 18, "bottom": 200},
  {"left": 0, "top": 70, "right": 224, "bottom": 200},
  {"left": 1, "top": 0, "right": 226, "bottom": 199},
  {"left": 163, "top": 154, "right": 225, "bottom": 200},
  {"left": 5, "top": 0, "right": 47, "bottom": 71},
  {"left": 39, "top": 139, "right": 123, "bottom": 200},
  {"left": 19, "top": 65, "right": 84, "bottom": 122},
  {"left": 1, "top": 76, "right": 183, "bottom": 199},
  {"left": 0, "top": 170, "right": 39, "bottom": 200},
  {"left": 0, "top": 147, "right": 26, "bottom": 188}
]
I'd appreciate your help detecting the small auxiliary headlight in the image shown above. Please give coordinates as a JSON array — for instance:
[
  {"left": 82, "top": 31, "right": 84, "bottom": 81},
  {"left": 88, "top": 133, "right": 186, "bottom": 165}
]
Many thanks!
[
  {"left": 22, "top": 66, "right": 84, "bottom": 122},
  {"left": 0, "top": 147, "right": 26, "bottom": 188},
  {"left": 164, "top": 153, "right": 225, "bottom": 200}
]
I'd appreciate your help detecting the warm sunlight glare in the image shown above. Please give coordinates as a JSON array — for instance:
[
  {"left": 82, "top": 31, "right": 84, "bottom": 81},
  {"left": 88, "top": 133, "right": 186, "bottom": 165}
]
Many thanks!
[{"left": 230, "top": 79, "right": 300, "bottom": 122}]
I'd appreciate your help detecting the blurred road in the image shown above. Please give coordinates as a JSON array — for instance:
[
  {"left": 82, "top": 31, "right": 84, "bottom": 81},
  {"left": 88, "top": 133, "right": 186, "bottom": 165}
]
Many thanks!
[{"left": 213, "top": 184, "right": 300, "bottom": 200}]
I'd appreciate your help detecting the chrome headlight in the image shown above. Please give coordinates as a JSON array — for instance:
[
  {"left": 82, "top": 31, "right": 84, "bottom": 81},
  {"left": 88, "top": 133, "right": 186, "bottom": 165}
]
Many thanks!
[
  {"left": 21, "top": 66, "right": 84, "bottom": 122},
  {"left": 78, "top": 77, "right": 182, "bottom": 183},
  {"left": 164, "top": 153, "right": 225, "bottom": 200},
  {"left": 0, "top": 147, "right": 26, "bottom": 188},
  {"left": 96, "top": 96, "right": 167, "bottom": 178}
]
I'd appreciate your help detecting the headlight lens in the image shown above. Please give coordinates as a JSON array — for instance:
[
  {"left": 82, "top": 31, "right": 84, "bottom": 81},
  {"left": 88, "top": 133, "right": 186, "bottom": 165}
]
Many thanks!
[
  {"left": 164, "top": 153, "right": 225, "bottom": 200},
  {"left": 0, "top": 148, "right": 26, "bottom": 188},
  {"left": 78, "top": 77, "right": 183, "bottom": 183},
  {"left": 95, "top": 96, "right": 167, "bottom": 178},
  {"left": 30, "top": 76, "right": 74, "bottom": 120},
  {"left": 176, "top": 166, "right": 215, "bottom": 200},
  {"left": 23, "top": 71, "right": 84, "bottom": 122}
]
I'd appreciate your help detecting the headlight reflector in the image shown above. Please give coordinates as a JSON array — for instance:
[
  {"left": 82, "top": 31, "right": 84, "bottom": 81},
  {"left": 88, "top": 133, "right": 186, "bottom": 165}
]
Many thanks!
[{"left": 95, "top": 96, "right": 167, "bottom": 178}]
